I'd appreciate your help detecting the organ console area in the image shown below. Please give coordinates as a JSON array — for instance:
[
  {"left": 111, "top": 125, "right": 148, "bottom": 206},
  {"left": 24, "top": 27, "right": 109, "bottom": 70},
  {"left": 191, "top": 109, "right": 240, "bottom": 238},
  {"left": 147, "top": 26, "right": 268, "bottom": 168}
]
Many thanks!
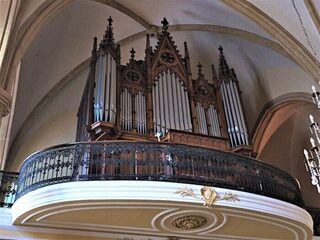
[{"left": 76, "top": 17, "right": 254, "bottom": 156}]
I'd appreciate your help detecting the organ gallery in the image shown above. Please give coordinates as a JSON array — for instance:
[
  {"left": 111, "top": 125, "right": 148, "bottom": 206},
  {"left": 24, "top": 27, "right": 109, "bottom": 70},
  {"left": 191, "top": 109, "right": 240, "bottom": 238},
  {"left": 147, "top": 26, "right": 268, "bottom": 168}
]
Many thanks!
[{"left": 76, "top": 17, "right": 253, "bottom": 156}]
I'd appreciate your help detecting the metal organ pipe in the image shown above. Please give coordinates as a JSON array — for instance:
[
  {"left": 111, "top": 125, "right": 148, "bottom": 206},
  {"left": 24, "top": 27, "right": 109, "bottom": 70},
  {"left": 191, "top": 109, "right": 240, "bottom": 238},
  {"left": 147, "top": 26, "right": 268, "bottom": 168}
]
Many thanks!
[
  {"left": 168, "top": 70, "right": 175, "bottom": 130},
  {"left": 93, "top": 52, "right": 118, "bottom": 125},
  {"left": 196, "top": 103, "right": 204, "bottom": 134},
  {"left": 221, "top": 82, "right": 236, "bottom": 147},
  {"left": 184, "top": 87, "right": 192, "bottom": 132},
  {"left": 136, "top": 93, "right": 139, "bottom": 132},
  {"left": 209, "top": 105, "right": 221, "bottom": 137},
  {"left": 120, "top": 90, "right": 124, "bottom": 129},
  {"left": 94, "top": 54, "right": 101, "bottom": 122},
  {"left": 152, "top": 71, "right": 192, "bottom": 134},
  {"left": 220, "top": 78, "right": 249, "bottom": 147},
  {"left": 142, "top": 92, "right": 146, "bottom": 133},
  {"left": 232, "top": 81, "right": 249, "bottom": 145},
  {"left": 180, "top": 82, "right": 186, "bottom": 131},
  {"left": 163, "top": 72, "right": 169, "bottom": 133},
  {"left": 229, "top": 81, "right": 243, "bottom": 144},
  {"left": 202, "top": 106, "right": 208, "bottom": 135},
  {"left": 154, "top": 79, "right": 160, "bottom": 133},
  {"left": 152, "top": 83, "right": 157, "bottom": 132},
  {"left": 225, "top": 81, "right": 241, "bottom": 145},
  {"left": 129, "top": 91, "right": 132, "bottom": 131},
  {"left": 174, "top": 74, "right": 181, "bottom": 130},
  {"left": 177, "top": 78, "right": 186, "bottom": 130},
  {"left": 104, "top": 53, "right": 110, "bottom": 122},
  {"left": 208, "top": 106, "right": 215, "bottom": 136},
  {"left": 111, "top": 57, "right": 117, "bottom": 123}
]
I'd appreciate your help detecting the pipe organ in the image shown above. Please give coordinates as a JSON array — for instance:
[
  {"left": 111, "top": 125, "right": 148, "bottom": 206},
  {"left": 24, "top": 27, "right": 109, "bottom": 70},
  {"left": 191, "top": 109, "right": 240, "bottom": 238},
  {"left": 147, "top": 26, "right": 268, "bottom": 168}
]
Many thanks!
[
  {"left": 76, "top": 17, "right": 253, "bottom": 155},
  {"left": 153, "top": 70, "right": 192, "bottom": 135},
  {"left": 93, "top": 52, "right": 117, "bottom": 123},
  {"left": 217, "top": 46, "right": 249, "bottom": 148}
]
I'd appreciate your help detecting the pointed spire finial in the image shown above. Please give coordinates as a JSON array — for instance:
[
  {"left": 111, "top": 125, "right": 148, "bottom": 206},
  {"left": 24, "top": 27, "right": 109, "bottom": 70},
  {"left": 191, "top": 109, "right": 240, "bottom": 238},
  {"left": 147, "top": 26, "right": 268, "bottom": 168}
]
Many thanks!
[
  {"left": 161, "top": 17, "right": 169, "bottom": 31},
  {"left": 108, "top": 16, "right": 113, "bottom": 27},
  {"left": 146, "top": 34, "right": 150, "bottom": 48},
  {"left": 218, "top": 45, "right": 231, "bottom": 81},
  {"left": 93, "top": 37, "right": 97, "bottom": 51},
  {"left": 197, "top": 62, "right": 203, "bottom": 76},
  {"left": 184, "top": 41, "right": 189, "bottom": 57},
  {"left": 102, "top": 16, "right": 114, "bottom": 45},
  {"left": 130, "top": 48, "right": 136, "bottom": 60}
]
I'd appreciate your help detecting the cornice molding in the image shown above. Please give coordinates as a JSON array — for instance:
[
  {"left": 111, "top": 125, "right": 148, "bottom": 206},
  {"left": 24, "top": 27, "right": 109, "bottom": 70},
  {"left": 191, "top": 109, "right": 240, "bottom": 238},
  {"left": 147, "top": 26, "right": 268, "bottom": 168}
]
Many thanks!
[
  {"left": 12, "top": 181, "right": 312, "bottom": 239},
  {"left": 223, "top": 0, "right": 320, "bottom": 82}
]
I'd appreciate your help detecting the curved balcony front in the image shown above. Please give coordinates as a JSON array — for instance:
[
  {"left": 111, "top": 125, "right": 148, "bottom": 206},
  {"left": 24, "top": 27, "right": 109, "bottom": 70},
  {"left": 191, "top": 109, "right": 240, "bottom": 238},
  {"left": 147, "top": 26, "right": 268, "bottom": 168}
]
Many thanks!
[
  {"left": 15, "top": 141, "right": 302, "bottom": 205},
  {"left": 9, "top": 141, "right": 313, "bottom": 240}
]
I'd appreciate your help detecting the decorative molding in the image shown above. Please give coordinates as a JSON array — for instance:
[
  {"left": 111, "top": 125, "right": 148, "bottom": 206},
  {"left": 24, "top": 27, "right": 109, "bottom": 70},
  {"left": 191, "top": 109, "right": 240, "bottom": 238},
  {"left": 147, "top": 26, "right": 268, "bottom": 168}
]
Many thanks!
[
  {"left": 12, "top": 181, "right": 313, "bottom": 229},
  {"left": 171, "top": 215, "right": 207, "bottom": 230},
  {"left": 174, "top": 186, "right": 239, "bottom": 207},
  {"left": 251, "top": 92, "right": 312, "bottom": 154},
  {"left": 9, "top": 181, "right": 313, "bottom": 239},
  {"left": 0, "top": 87, "right": 11, "bottom": 117},
  {"left": 304, "top": 0, "right": 320, "bottom": 33},
  {"left": 223, "top": 0, "right": 320, "bottom": 82}
]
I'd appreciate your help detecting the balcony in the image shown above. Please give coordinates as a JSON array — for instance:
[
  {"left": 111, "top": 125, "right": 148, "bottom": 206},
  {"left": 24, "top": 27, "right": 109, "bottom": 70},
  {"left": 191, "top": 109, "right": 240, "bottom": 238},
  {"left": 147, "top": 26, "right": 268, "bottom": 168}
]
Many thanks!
[{"left": 1, "top": 142, "right": 313, "bottom": 239}]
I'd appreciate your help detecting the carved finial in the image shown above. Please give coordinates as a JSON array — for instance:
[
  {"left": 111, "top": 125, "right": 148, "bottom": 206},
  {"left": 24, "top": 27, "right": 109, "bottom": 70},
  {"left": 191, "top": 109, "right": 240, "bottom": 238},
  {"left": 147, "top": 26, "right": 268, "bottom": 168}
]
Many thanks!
[
  {"left": 102, "top": 16, "right": 114, "bottom": 44},
  {"left": 108, "top": 16, "right": 113, "bottom": 27},
  {"left": 161, "top": 17, "right": 169, "bottom": 31},
  {"left": 218, "top": 45, "right": 230, "bottom": 80},
  {"left": 146, "top": 34, "right": 150, "bottom": 48},
  {"left": 197, "top": 62, "right": 203, "bottom": 76},
  {"left": 130, "top": 48, "right": 135, "bottom": 60},
  {"left": 184, "top": 41, "right": 189, "bottom": 57},
  {"left": 93, "top": 37, "right": 97, "bottom": 51}
]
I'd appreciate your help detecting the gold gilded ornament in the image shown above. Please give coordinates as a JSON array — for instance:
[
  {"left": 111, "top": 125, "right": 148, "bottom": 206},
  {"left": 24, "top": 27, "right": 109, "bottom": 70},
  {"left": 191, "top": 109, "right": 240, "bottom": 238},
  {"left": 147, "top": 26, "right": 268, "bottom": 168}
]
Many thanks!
[
  {"left": 174, "top": 186, "right": 239, "bottom": 207},
  {"left": 200, "top": 186, "right": 217, "bottom": 206}
]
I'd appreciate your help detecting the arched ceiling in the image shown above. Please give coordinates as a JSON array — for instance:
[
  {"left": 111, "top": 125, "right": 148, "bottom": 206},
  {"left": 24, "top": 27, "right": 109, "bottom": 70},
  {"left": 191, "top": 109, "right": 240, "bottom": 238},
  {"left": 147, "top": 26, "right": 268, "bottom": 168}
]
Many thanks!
[{"left": 1, "top": 0, "right": 319, "bottom": 206}]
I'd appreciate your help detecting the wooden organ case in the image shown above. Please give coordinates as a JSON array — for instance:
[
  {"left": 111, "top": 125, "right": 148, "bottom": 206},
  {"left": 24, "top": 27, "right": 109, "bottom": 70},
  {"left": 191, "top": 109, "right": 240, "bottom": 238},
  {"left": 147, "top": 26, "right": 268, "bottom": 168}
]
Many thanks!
[{"left": 76, "top": 17, "right": 254, "bottom": 156}]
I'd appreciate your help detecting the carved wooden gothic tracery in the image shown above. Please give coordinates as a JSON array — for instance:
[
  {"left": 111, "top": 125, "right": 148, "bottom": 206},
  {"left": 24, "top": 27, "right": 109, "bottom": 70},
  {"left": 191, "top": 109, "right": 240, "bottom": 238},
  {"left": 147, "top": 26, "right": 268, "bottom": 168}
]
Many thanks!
[
  {"left": 150, "top": 18, "right": 192, "bottom": 135},
  {"left": 119, "top": 48, "right": 147, "bottom": 134},
  {"left": 76, "top": 17, "right": 252, "bottom": 154},
  {"left": 193, "top": 63, "right": 221, "bottom": 137}
]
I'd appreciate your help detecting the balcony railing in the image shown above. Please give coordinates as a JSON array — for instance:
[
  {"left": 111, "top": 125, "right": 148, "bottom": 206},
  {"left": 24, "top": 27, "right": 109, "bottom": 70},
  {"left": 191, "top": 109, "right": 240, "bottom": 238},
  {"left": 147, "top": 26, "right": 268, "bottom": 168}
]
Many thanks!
[
  {"left": 13, "top": 141, "right": 303, "bottom": 206},
  {"left": 0, "top": 171, "right": 19, "bottom": 207}
]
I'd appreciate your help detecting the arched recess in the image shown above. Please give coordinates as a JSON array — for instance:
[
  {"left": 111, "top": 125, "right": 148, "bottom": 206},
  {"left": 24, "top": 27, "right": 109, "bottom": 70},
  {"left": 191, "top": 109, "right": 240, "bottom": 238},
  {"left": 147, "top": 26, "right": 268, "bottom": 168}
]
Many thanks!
[
  {"left": 253, "top": 92, "right": 312, "bottom": 156},
  {"left": 252, "top": 93, "right": 320, "bottom": 207}
]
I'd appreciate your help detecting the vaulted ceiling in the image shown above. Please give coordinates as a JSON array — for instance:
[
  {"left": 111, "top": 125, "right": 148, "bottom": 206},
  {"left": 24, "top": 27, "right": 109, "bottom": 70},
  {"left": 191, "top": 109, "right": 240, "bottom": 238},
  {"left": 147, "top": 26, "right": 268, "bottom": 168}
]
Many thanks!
[{"left": 1, "top": 0, "right": 319, "bottom": 207}]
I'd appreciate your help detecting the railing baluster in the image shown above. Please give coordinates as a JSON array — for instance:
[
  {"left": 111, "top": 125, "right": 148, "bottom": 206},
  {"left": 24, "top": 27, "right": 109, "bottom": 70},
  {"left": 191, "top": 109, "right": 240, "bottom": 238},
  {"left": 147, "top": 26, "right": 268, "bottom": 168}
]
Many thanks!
[{"left": 9, "top": 142, "right": 303, "bottom": 206}]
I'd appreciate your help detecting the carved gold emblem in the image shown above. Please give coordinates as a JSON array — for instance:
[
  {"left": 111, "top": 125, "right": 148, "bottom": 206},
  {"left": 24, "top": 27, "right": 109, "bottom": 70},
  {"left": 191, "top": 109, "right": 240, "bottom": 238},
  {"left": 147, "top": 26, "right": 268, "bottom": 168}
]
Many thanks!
[
  {"left": 200, "top": 186, "right": 217, "bottom": 206},
  {"left": 172, "top": 215, "right": 207, "bottom": 230},
  {"left": 174, "top": 186, "right": 239, "bottom": 207}
]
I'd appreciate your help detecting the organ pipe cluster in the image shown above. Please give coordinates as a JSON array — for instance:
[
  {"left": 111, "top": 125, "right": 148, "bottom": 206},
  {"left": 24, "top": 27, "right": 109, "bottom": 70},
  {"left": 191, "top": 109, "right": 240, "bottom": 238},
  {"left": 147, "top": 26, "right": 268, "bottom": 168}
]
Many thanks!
[{"left": 76, "top": 17, "right": 250, "bottom": 151}]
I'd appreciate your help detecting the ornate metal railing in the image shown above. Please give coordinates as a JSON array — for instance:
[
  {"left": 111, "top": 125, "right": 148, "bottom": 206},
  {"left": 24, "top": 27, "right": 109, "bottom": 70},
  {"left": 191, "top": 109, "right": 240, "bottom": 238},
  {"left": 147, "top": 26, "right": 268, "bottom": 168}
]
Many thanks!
[
  {"left": 15, "top": 141, "right": 303, "bottom": 206},
  {"left": 0, "top": 171, "right": 19, "bottom": 207}
]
